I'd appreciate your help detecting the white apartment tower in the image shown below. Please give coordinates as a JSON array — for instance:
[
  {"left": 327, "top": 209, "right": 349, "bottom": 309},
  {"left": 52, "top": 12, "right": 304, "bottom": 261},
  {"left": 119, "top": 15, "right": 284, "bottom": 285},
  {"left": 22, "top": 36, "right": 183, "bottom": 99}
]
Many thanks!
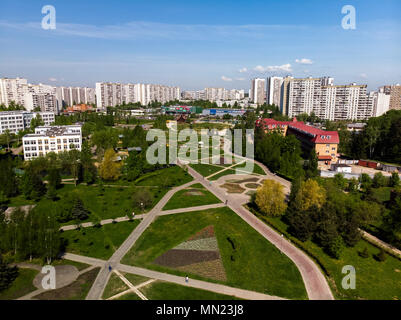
[
  {"left": 250, "top": 78, "right": 266, "bottom": 105},
  {"left": 267, "top": 77, "right": 284, "bottom": 106}
]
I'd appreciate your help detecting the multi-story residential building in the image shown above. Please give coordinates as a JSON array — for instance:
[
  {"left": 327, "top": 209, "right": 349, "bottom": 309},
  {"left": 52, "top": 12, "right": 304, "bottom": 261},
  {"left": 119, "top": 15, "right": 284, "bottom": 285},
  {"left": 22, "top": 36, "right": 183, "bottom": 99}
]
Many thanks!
[
  {"left": 56, "top": 87, "right": 96, "bottom": 109},
  {"left": 250, "top": 78, "right": 266, "bottom": 105},
  {"left": 0, "top": 78, "right": 29, "bottom": 107},
  {"left": 380, "top": 84, "right": 401, "bottom": 111},
  {"left": 96, "top": 82, "right": 180, "bottom": 108},
  {"left": 0, "top": 111, "right": 55, "bottom": 134},
  {"left": 370, "top": 91, "right": 390, "bottom": 117},
  {"left": 267, "top": 77, "right": 284, "bottom": 107},
  {"left": 0, "top": 78, "right": 58, "bottom": 113},
  {"left": 256, "top": 118, "right": 340, "bottom": 163},
  {"left": 22, "top": 125, "right": 82, "bottom": 160},
  {"left": 286, "top": 77, "right": 375, "bottom": 121}
]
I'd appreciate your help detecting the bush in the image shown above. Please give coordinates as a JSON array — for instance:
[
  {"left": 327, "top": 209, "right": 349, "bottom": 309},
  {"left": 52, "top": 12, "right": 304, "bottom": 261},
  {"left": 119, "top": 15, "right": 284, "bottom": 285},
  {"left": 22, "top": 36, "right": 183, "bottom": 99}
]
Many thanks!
[
  {"left": 374, "top": 249, "right": 387, "bottom": 262},
  {"left": 358, "top": 247, "right": 370, "bottom": 258}
]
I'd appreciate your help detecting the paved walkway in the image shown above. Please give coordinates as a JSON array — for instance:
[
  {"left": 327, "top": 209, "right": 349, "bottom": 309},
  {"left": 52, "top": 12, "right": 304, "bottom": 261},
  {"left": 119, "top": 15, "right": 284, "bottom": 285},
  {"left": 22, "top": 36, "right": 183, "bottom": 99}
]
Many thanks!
[
  {"left": 85, "top": 180, "right": 197, "bottom": 300},
  {"left": 361, "top": 229, "right": 401, "bottom": 259},
  {"left": 60, "top": 214, "right": 145, "bottom": 231},
  {"left": 185, "top": 163, "right": 334, "bottom": 300}
]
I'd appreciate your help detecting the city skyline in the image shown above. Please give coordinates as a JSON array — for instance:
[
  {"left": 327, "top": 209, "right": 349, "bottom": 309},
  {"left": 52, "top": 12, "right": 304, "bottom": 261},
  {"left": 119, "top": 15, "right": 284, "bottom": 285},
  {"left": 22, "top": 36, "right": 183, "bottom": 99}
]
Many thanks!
[{"left": 0, "top": 0, "right": 400, "bottom": 91}]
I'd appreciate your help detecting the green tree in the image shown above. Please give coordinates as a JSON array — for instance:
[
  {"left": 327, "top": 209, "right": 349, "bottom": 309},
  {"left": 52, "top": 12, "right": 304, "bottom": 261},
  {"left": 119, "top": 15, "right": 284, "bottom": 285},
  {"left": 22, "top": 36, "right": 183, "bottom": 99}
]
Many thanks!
[
  {"left": 373, "top": 172, "right": 388, "bottom": 188},
  {"left": 389, "top": 172, "right": 400, "bottom": 188},
  {"left": 0, "top": 255, "right": 19, "bottom": 291},
  {"left": 99, "top": 149, "right": 121, "bottom": 181},
  {"left": 255, "top": 179, "right": 287, "bottom": 216}
]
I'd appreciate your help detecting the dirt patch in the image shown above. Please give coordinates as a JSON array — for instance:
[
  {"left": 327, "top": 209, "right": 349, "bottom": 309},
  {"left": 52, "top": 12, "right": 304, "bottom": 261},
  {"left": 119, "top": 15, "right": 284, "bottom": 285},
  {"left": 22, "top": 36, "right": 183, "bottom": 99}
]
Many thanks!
[
  {"left": 33, "top": 267, "right": 100, "bottom": 300},
  {"left": 184, "top": 190, "right": 205, "bottom": 196},
  {"left": 232, "top": 177, "right": 259, "bottom": 184},
  {"left": 220, "top": 183, "right": 246, "bottom": 194},
  {"left": 154, "top": 249, "right": 220, "bottom": 268}
]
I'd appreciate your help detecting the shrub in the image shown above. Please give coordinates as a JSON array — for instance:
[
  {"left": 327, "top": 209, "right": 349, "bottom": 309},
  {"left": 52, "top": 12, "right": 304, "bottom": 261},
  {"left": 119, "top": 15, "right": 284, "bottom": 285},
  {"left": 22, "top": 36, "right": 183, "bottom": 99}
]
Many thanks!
[
  {"left": 374, "top": 249, "right": 387, "bottom": 262},
  {"left": 358, "top": 247, "right": 370, "bottom": 258}
]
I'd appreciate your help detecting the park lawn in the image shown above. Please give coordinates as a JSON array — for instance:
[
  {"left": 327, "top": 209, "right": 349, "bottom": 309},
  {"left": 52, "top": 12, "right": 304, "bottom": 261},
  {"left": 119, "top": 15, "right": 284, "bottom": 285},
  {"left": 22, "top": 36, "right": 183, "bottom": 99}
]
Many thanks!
[
  {"left": 232, "top": 162, "right": 265, "bottom": 175},
  {"left": 116, "top": 292, "right": 142, "bottom": 300},
  {"left": 190, "top": 163, "right": 225, "bottom": 177},
  {"left": 162, "top": 184, "right": 222, "bottom": 211},
  {"left": 123, "top": 273, "right": 150, "bottom": 286},
  {"left": 6, "top": 195, "right": 35, "bottom": 207},
  {"left": 61, "top": 220, "right": 140, "bottom": 260},
  {"left": 34, "top": 267, "right": 100, "bottom": 300},
  {"left": 102, "top": 273, "right": 129, "bottom": 299},
  {"left": 41, "top": 183, "right": 165, "bottom": 225},
  {"left": 135, "top": 165, "right": 193, "bottom": 187},
  {"left": 139, "top": 280, "right": 241, "bottom": 300},
  {"left": 121, "top": 207, "right": 307, "bottom": 300},
  {"left": 0, "top": 268, "right": 38, "bottom": 300},
  {"left": 262, "top": 215, "right": 401, "bottom": 300},
  {"left": 209, "top": 169, "right": 238, "bottom": 181},
  {"left": 52, "top": 259, "right": 90, "bottom": 271}
]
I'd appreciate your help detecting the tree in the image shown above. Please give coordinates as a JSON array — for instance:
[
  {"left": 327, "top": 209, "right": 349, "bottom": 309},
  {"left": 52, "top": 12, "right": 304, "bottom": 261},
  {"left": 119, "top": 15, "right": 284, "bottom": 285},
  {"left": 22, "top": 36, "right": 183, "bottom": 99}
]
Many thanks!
[
  {"left": 0, "top": 158, "right": 19, "bottom": 197},
  {"left": 21, "top": 167, "right": 46, "bottom": 200},
  {"left": 373, "top": 172, "right": 388, "bottom": 188},
  {"left": 133, "top": 189, "right": 153, "bottom": 211},
  {"left": 359, "top": 173, "right": 372, "bottom": 191},
  {"left": 304, "top": 149, "right": 319, "bottom": 178},
  {"left": 0, "top": 255, "right": 19, "bottom": 291},
  {"left": 30, "top": 114, "right": 44, "bottom": 131},
  {"left": 333, "top": 173, "right": 348, "bottom": 190},
  {"left": 99, "top": 149, "right": 121, "bottom": 181},
  {"left": 389, "top": 172, "right": 400, "bottom": 188},
  {"left": 255, "top": 179, "right": 287, "bottom": 216},
  {"left": 294, "top": 179, "right": 326, "bottom": 212},
  {"left": 71, "top": 196, "right": 90, "bottom": 221},
  {"left": 47, "top": 168, "right": 61, "bottom": 190}
]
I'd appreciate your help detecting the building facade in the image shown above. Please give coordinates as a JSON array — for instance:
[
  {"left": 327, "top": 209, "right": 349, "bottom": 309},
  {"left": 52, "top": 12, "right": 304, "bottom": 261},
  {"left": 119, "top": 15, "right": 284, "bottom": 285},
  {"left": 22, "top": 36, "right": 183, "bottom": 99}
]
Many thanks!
[
  {"left": 267, "top": 77, "right": 284, "bottom": 107},
  {"left": 22, "top": 125, "right": 82, "bottom": 160},
  {"left": 256, "top": 118, "right": 340, "bottom": 162},
  {"left": 0, "top": 111, "right": 55, "bottom": 134},
  {"left": 380, "top": 84, "right": 401, "bottom": 111},
  {"left": 250, "top": 78, "right": 266, "bottom": 105}
]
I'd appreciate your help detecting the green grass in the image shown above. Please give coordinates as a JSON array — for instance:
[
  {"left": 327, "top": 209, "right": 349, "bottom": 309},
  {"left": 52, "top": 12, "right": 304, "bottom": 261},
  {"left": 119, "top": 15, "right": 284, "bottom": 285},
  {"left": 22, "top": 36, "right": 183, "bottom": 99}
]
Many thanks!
[
  {"left": 189, "top": 163, "right": 225, "bottom": 177},
  {"left": 262, "top": 215, "right": 401, "bottom": 300},
  {"left": 232, "top": 162, "right": 265, "bottom": 175},
  {"left": 139, "top": 280, "right": 241, "bottom": 300},
  {"left": 121, "top": 207, "right": 307, "bottom": 300},
  {"left": 61, "top": 220, "right": 140, "bottom": 260},
  {"left": 116, "top": 292, "right": 142, "bottom": 300},
  {"left": 123, "top": 273, "right": 150, "bottom": 286},
  {"left": 0, "top": 268, "right": 38, "bottom": 300},
  {"left": 134, "top": 165, "right": 193, "bottom": 187},
  {"left": 209, "top": 169, "right": 237, "bottom": 181},
  {"left": 162, "top": 184, "right": 221, "bottom": 210},
  {"left": 102, "top": 273, "right": 129, "bottom": 299},
  {"left": 52, "top": 259, "right": 90, "bottom": 271}
]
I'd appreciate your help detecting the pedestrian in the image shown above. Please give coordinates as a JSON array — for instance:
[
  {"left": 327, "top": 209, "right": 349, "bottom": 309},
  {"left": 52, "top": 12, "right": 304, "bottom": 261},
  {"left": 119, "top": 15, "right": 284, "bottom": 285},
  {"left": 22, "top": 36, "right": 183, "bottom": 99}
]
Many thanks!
[
  {"left": 108, "top": 265, "right": 112, "bottom": 272},
  {"left": 225, "top": 199, "right": 228, "bottom": 205},
  {"left": 185, "top": 275, "right": 189, "bottom": 283}
]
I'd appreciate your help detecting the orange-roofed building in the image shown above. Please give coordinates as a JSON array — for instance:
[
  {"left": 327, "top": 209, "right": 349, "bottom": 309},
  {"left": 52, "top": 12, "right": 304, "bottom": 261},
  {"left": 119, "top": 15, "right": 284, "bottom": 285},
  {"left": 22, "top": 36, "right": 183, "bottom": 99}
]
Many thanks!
[
  {"left": 64, "top": 104, "right": 94, "bottom": 113},
  {"left": 256, "top": 117, "right": 339, "bottom": 163}
]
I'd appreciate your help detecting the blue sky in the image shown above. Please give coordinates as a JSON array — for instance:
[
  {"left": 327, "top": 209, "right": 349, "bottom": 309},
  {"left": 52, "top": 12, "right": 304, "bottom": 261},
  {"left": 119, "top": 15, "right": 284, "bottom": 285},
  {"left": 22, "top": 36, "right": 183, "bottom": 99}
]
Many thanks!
[{"left": 0, "top": 0, "right": 400, "bottom": 91}]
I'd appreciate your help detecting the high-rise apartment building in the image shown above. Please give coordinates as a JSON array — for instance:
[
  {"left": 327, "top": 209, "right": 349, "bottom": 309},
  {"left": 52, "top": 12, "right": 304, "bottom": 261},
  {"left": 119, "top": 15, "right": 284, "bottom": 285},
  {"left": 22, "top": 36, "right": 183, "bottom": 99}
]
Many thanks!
[
  {"left": 96, "top": 82, "right": 180, "bottom": 108},
  {"left": 267, "top": 77, "right": 284, "bottom": 107},
  {"left": 380, "top": 84, "right": 401, "bottom": 111},
  {"left": 250, "top": 78, "right": 266, "bottom": 105},
  {"left": 370, "top": 91, "right": 390, "bottom": 117},
  {"left": 0, "top": 78, "right": 58, "bottom": 114},
  {"left": 56, "top": 87, "right": 96, "bottom": 108}
]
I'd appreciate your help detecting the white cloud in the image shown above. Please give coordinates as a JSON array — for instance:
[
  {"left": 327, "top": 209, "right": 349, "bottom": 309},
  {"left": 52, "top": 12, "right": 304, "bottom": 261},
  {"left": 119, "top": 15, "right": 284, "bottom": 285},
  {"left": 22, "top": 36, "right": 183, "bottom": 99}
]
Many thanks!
[
  {"left": 221, "top": 76, "right": 233, "bottom": 82},
  {"left": 253, "top": 64, "right": 292, "bottom": 73},
  {"left": 360, "top": 73, "right": 368, "bottom": 78},
  {"left": 48, "top": 77, "right": 57, "bottom": 82},
  {"left": 295, "top": 58, "right": 313, "bottom": 65},
  {"left": 238, "top": 67, "right": 248, "bottom": 73},
  {"left": 235, "top": 77, "right": 245, "bottom": 81}
]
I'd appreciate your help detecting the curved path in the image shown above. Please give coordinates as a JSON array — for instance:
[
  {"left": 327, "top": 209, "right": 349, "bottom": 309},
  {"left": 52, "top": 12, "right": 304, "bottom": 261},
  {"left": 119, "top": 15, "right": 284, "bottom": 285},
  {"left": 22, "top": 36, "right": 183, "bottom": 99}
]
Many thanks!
[{"left": 185, "top": 161, "right": 333, "bottom": 300}]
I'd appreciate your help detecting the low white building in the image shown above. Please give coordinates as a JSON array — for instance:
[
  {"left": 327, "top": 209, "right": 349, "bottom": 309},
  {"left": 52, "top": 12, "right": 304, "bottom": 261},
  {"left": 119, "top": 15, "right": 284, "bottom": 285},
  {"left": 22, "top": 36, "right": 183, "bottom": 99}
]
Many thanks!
[
  {"left": 330, "top": 163, "right": 352, "bottom": 173},
  {"left": 0, "top": 111, "right": 55, "bottom": 134},
  {"left": 22, "top": 125, "right": 82, "bottom": 160}
]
